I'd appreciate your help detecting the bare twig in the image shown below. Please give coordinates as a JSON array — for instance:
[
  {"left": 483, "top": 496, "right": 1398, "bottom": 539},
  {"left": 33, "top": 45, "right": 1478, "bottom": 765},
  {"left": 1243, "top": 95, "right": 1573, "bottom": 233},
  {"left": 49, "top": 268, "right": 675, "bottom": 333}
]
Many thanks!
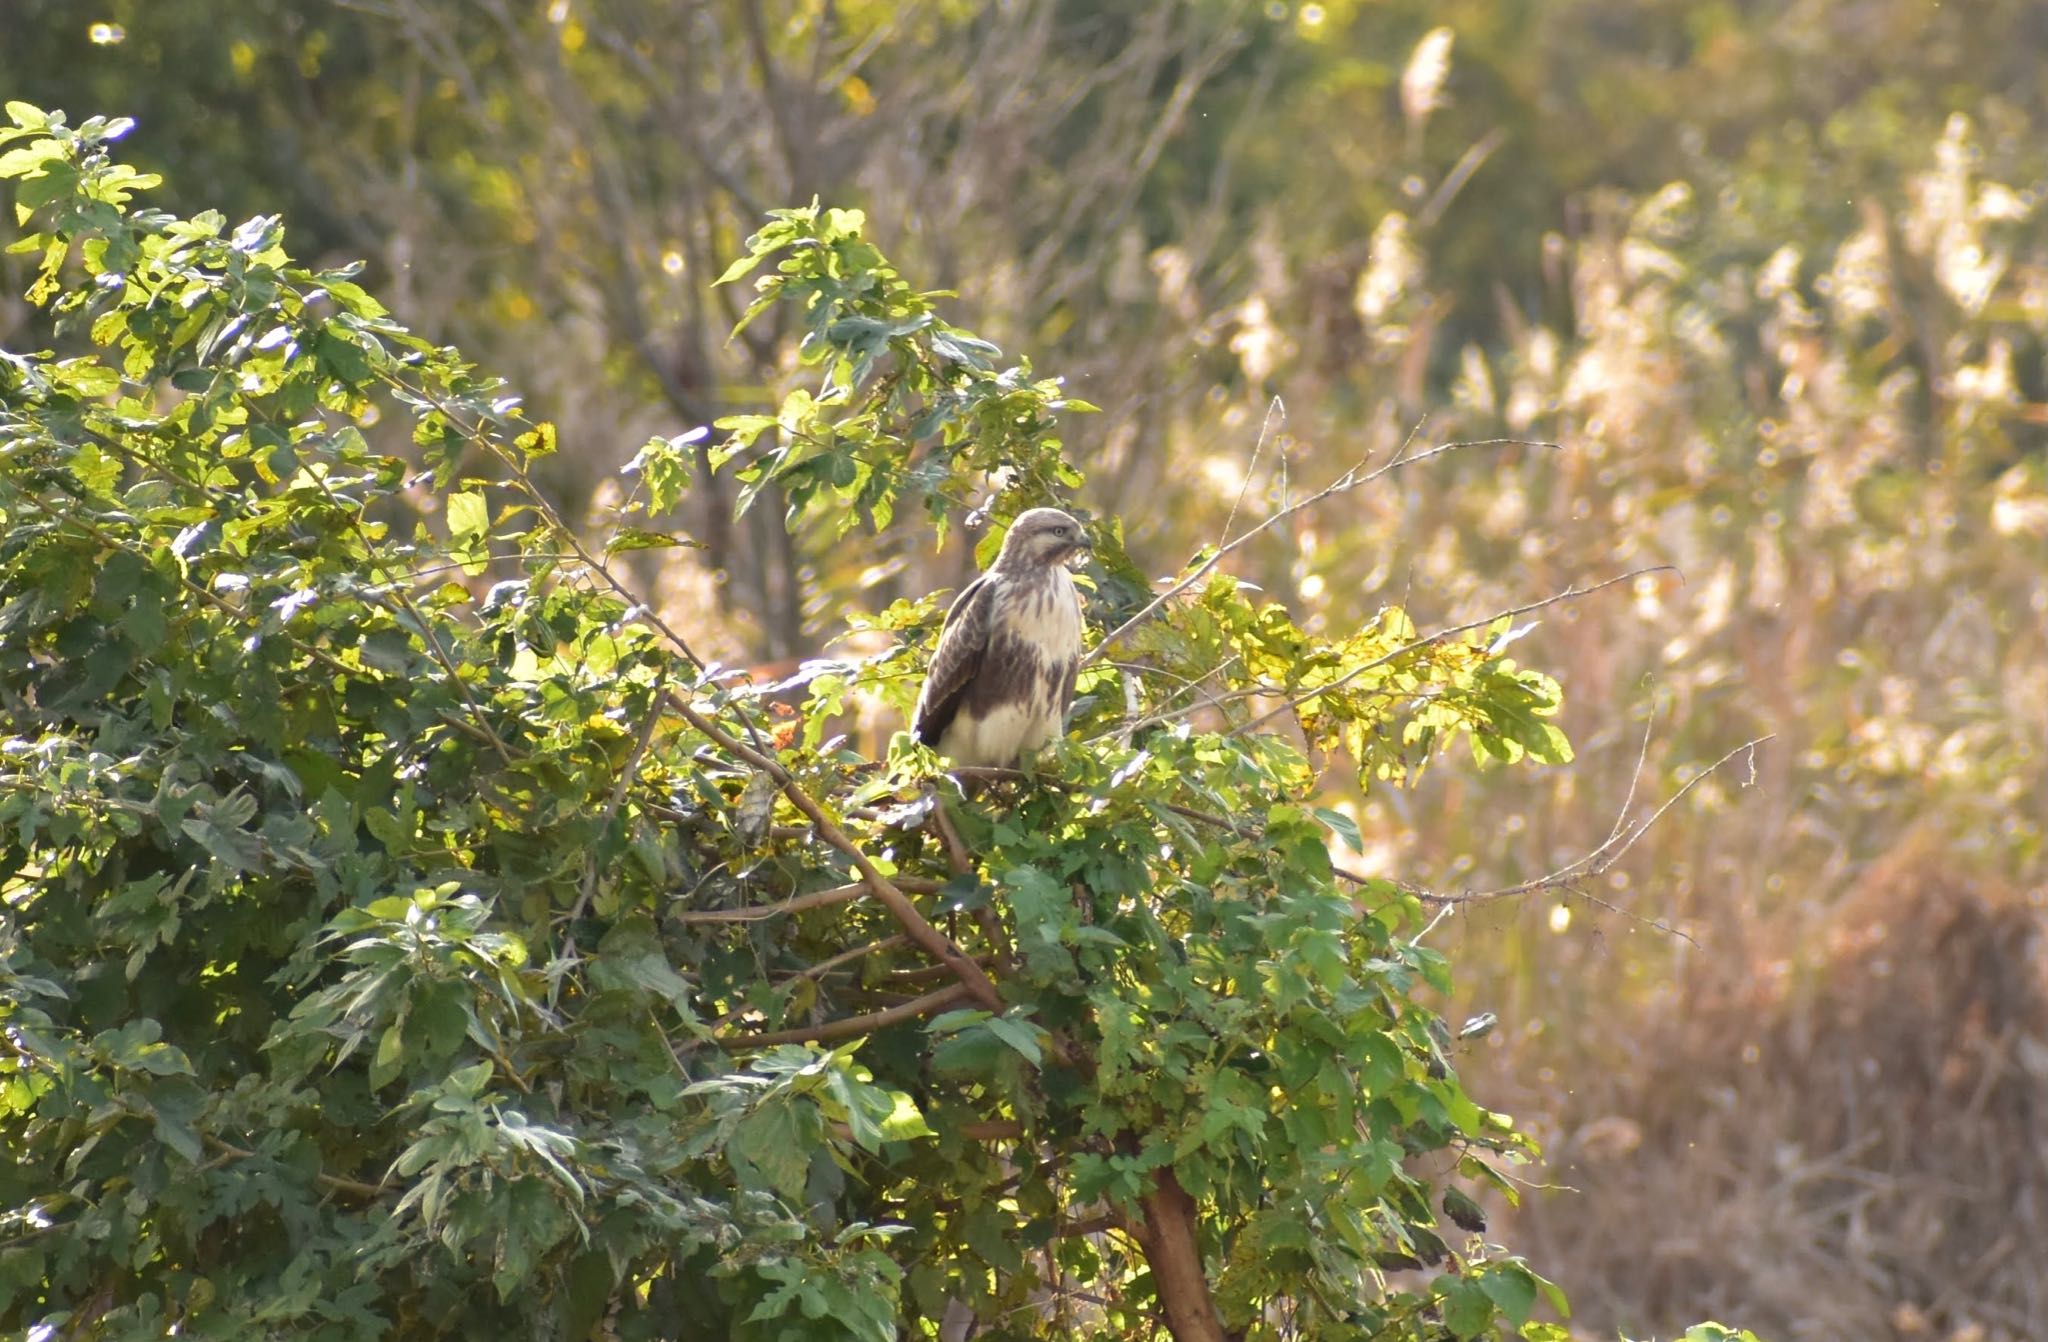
[
  {"left": 203, "top": 1134, "right": 384, "bottom": 1201},
  {"left": 887, "top": 955, "right": 1000, "bottom": 986},
  {"left": 1144, "top": 734, "right": 1774, "bottom": 946},
  {"left": 721, "top": 984, "right": 973, "bottom": 1049},
  {"left": 931, "top": 799, "right": 974, "bottom": 875},
  {"left": 1093, "top": 656, "right": 1242, "bottom": 740},
  {"left": 1220, "top": 396, "right": 1284, "bottom": 547},
  {"left": 672, "top": 876, "right": 943, "bottom": 923},
  {"left": 1419, "top": 735, "right": 1775, "bottom": 913},
  {"left": 1602, "top": 693, "right": 1659, "bottom": 853},
  {"left": 959, "top": 1119, "right": 1024, "bottom": 1141},
  {"left": 1418, "top": 127, "right": 1506, "bottom": 229},
  {"left": 1082, "top": 435, "right": 1557, "bottom": 668},
  {"left": 777, "top": 935, "right": 910, "bottom": 983},
  {"left": 1156, "top": 800, "right": 1256, "bottom": 839}
]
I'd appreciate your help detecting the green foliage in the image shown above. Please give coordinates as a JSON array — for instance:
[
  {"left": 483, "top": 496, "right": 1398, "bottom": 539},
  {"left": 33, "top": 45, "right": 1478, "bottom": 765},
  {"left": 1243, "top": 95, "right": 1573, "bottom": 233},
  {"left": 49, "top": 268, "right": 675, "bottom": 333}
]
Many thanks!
[
  {"left": 0, "top": 103, "right": 896, "bottom": 1341},
  {"left": 710, "top": 201, "right": 1092, "bottom": 551},
  {"left": 0, "top": 104, "right": 1747, "bottom": 1341}
]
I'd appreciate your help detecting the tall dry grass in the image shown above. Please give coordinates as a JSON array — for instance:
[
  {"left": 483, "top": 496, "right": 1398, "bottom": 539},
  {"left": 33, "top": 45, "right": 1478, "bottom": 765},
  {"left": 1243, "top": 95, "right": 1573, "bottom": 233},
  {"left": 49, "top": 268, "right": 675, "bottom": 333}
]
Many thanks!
[{"left": 1476, "top": 830, "right": 2048, "bottom": 1340}]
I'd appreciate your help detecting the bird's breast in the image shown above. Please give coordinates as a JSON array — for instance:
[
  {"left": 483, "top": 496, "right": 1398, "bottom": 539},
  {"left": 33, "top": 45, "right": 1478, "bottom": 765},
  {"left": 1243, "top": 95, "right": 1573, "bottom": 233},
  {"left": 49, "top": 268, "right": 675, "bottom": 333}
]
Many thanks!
[{"left": 993, "top": 570, "right": 1082, "bottom": 656}]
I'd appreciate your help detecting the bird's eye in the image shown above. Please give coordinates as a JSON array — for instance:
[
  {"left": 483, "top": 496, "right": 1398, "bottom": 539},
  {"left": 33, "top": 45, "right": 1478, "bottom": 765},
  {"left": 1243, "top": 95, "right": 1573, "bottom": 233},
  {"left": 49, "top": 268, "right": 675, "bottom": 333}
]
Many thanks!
[{"left": 1053, "top": 525, "right": 1069, "bottom": 537}]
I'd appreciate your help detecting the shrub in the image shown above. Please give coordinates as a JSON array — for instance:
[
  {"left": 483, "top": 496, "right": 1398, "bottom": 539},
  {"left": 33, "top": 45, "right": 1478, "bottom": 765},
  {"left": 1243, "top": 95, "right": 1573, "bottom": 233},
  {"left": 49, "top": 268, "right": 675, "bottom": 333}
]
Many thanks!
[{"left": 1, "top": 103, "right": 1748, "bottom": 1342}]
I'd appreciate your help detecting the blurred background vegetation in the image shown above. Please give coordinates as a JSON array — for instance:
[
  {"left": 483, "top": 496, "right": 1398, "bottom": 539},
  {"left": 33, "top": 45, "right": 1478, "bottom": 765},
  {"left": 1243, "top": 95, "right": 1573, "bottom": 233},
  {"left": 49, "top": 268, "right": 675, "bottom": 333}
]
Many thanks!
[{"left": 6, "top": 1, "right": 2045, "bottom": 1337}]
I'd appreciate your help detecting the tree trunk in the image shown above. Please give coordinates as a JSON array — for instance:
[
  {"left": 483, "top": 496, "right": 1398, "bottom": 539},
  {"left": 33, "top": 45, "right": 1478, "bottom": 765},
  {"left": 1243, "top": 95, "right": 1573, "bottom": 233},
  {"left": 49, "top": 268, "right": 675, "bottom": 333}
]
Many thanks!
[{"left": 1133, "top": 1168, "right": 1232, "bottom": 1342}]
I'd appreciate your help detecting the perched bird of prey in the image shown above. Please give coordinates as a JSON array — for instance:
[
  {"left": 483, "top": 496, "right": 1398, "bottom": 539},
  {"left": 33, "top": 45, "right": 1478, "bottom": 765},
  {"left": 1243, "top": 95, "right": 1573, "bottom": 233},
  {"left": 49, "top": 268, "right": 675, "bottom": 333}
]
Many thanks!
[{"left": 913, "top": 507, "right": 1091, "bottom": 768}]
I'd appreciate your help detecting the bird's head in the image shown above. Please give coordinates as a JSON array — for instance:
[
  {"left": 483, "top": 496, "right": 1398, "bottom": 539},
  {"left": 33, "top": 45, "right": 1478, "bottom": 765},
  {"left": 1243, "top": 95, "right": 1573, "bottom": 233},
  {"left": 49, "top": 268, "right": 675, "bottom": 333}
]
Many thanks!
[{"left": 995, "top": 507, "right": 1091, "bottom": 572}]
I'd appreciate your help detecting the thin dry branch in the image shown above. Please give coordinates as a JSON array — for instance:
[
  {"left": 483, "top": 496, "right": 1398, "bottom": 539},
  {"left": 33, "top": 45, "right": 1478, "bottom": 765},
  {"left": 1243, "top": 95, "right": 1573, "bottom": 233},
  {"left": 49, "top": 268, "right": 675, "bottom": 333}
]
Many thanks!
[
  {"left": 1148, "top": 735, "right": 1774, "bottom": 944},
  {"left": 203, "top": 1133, "right": 384, "bottom": 1201},
  {"left": 1427, "top": 735, "right": 1775, "bottom": 909},
  {"left": 1082, "top": 435, "right": 1558, "bottom": 669},
  {"left": 721, "top": 984, "right": 974, "bottom": 1049},
  {"left": 672, "top": 875, "right": 944, "bottom": 923},
  {"left": 1220, "top": 396, "right": 1285, "bottom": 546},
  {"left": 775, "top": 935, "right": 910, "bottom": 984}
]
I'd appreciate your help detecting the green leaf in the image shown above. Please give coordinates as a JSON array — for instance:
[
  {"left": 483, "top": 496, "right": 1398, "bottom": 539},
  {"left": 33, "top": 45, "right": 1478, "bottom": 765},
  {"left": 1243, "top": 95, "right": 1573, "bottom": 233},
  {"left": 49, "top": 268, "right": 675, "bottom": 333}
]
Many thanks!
[
  {"left": 562, "top": 1251, "right": 615, "bottom": 1342},
  {"left": 514, "top": 422, "right": 558, "bottom": 459},
  {"left": 1478, "top": 1265, "right": 1537, "bottom": 1325},
  {"left": 1313, "top": 806, "right": 1364, "bottom": 853},
  {"left": 447, "top": 489, "right": 489, "bottom": 541},
  {"left": 731, "top": 1101, "right": 813, "bottom": 1202},
  {"left": 153, "top": 1107, "right": 204, "bottom": 1164},
  {"left": 0, "top": 144, "right": 59, "bottom": 180},
  {"left": 447, "top": 1061, "right": 495, "bottom": 1098},
  {"left": 713, "top": 250, "right": 767, "bottom": 286},
  {"left": 370, "top": 1022, "right": 405, "bottom": 1090},
  {"left": 876, "top": 1090, "right": 934, "bottom": 1142},
  {"left": 985, "top": 1014, "right": 1043, "bottom": 1066},
  {"left": 623, "top": 433, "right": 695, "bottom": 511},
  {"left": 604, "top": 527, "right": 702, "bottom": 556},
  {"left": 1440, "top": 1279, "right": 1495, "bottom": 1340},
  {"left": 124, "top": 588, "right": 166, "bottom": 653}
]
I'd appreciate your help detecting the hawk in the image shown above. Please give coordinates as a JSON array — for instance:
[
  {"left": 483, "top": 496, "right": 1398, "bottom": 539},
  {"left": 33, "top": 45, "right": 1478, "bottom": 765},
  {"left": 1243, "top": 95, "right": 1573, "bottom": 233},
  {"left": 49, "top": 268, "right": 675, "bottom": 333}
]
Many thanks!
[{"left": 913, "top": 507, "right": 1091, "bottom": 768}]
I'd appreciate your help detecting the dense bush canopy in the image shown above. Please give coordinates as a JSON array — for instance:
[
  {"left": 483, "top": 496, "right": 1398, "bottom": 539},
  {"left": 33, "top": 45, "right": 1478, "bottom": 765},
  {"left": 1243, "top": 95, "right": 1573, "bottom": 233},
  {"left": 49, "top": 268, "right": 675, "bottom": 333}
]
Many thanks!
[{"left": 0, "top": 104, "right": 1779, "bottom": 1342}]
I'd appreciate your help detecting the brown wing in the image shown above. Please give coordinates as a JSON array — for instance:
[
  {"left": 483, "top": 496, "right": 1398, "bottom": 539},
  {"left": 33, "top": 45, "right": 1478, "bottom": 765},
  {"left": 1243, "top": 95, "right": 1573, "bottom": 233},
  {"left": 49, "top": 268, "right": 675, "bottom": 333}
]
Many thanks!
[
  {"left": 913, "top": 576, "right": 993, "bottom": 747},
  {"left": 1056, "top": 655, "right": 1079, "bottom": 721}
]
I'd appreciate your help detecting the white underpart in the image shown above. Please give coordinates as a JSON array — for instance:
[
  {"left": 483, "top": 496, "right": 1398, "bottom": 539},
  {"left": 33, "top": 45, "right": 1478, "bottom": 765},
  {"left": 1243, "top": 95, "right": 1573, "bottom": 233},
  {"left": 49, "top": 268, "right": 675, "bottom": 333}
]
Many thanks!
[
  {"left": 937, "top": 567, "right": 1083, "bottom": 768},
  {"left": 939, "top": 702, "right": 1053, "bottom": 769}
]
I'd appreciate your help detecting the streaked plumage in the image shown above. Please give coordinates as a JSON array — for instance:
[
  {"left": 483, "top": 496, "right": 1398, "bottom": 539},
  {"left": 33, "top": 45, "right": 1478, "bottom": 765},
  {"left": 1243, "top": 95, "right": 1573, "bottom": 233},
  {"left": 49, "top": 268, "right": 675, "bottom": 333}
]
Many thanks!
[{"left": 914, "top": 508, "right": 1090, "bottom": 768}]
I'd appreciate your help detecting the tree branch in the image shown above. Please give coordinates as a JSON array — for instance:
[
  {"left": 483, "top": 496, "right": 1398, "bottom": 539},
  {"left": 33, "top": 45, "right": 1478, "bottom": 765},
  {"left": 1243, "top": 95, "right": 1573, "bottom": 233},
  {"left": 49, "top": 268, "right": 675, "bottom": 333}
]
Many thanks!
[
  {"left": 1149, "top": 735, "right": 1774, "bottom": 940},
  {"left": 672, "top": 875, "right": 943, "bottom": 923},
  {"left": 776, "top": 934, "right": 909, "bottom": 983},
  {"left": 1133, "top": 1168, "right": 1232, "bottom": 1342},
  {"left": 721, "top": 984, "right": 973, "bottom": 1049},
  {"left": 958, "top": 1119, "right": 1024, "bottom": 1141},
  {"left": 203, "top": 1134, "right": 385, "bottom": 1201},
  {"left": 1082, "top": 436, "right": 1557, "bottom": 668},
  {"left": 665, "top": 691, "right": 1006, "bottom": 1013},
  {"left": 1424, "top": 734, "right": 1775, "bottom": 908}
]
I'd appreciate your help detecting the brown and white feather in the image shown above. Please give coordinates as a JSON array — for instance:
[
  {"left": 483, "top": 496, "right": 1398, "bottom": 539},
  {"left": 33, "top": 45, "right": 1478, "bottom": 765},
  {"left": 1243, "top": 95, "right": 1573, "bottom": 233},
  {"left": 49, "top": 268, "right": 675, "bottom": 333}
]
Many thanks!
[
  {"left": 911, "top": 576, "right": 993, "bottom": 750},
  {"left": 913, "top": 508, "right": 1088, "bottom": 768}
]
